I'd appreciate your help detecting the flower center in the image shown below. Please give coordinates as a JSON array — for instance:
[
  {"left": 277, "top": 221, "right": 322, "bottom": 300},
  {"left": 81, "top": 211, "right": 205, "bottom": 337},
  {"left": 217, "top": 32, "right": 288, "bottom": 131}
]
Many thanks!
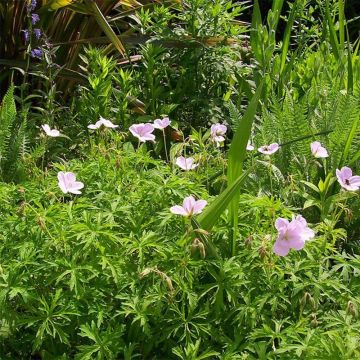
[{"left": 345, "top": 179, "right": 350, "bottom": 185}]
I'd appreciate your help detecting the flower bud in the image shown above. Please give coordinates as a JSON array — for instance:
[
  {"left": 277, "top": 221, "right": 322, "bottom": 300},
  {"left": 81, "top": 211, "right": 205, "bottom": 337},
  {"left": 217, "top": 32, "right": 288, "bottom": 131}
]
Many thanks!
[
  {"left": 245, "top": 235, "right": 253, "bottom": 249},
  {"left": 346, "top": 301, "right": 358, "bottom": 318},
  {"left": 310, "top": 313, "right": 318, "bottom": 327}
]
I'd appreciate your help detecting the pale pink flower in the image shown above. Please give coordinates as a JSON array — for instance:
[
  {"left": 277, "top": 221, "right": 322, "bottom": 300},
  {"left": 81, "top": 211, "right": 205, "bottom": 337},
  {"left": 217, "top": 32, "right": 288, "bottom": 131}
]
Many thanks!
[
  {"left": 246, "top": 141, "right": 254, "bottom": 151},
  {"left": 273, "top": 215, "right": 314, "bottom": 256},
  {"left": 42, "top": 124, "right": 60, "bottom": 137},
  {"left": 88, "top": 116, "right": 118, "bottom": 130},
  {"left": 336, "top": 166, "right": 360, "bottom": 191},
  {"left": 170, "top": 196, "right": 207, "bottom": 217},
  {"left": 175, "top": 156, "right": 198, "bottom": 171},
  {"left": 210, "top": 123, "right": 227, "bottom": 144},
  {"left": 153, "top": 117, "right": 171, "bottom": 130},
  {"left": 258, "top": 143, "right": 279, "bottom": 155},
  {"left": 129, "top": 123, "right": 155, "bottom": 142},
  {"left": 57, "top": 172, "right": 84, "bottom": 195},
  {"left": 310, "top": 141, "right": 328, "bottom": 158}
]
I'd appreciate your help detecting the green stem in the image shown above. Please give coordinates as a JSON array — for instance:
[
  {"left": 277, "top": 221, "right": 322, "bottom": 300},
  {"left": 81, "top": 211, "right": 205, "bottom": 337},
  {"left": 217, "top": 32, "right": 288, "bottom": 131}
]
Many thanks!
[{"left": 162, "top": 129, "right": 169, "bottom": 163}]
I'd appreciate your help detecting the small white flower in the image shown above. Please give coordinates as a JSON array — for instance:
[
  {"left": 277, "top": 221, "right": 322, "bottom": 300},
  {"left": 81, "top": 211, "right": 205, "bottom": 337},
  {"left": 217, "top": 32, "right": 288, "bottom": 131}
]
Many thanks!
[{"left": 42, "top": 124, "right": 60, "bottom": 137}]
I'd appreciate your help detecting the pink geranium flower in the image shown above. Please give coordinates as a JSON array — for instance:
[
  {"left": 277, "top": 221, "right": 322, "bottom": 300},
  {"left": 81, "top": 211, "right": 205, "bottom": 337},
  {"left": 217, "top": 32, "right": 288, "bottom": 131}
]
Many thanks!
[
  {"left": 153, "top": 117, "right": 171, "bottom": 130},
  {"left": 311, "top": 141, "right": 328, "bottom": 158},
  {"left": 273, "top": 215, "right": 315, "bottom": 256},
  {"left": 211, "top": 123, "right": 227, "bottom": 144},
  {"left": 336, "top": 167, "right": 360, "bottom": 191},
  {"left": 57, "top": 172, "right": 84, "bottom": 195},
  {"left": 129, "top": 123, "right": 155, "bottom": 142},
  {"left": 42, "top": 124, "right": 60, "bottom": 137},
  {"left": 175, "top": 156, "right": 198, "bottom": 171},
  {"left": 246, "top": 141, "right": 254, "bottom": 151},
  {"left": 170, "top": 196, "right": 207, "bottom": 217},
  {"left": 258, "top": 143, "right": 279, "bottom": 155}
]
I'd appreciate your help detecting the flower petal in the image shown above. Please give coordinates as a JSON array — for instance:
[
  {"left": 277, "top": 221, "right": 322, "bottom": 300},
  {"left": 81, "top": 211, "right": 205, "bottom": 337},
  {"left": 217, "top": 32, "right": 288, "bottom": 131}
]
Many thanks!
[
  {"left": 170, "top": 205, "right": 188, "bottom": 216},
  {"left": 273, "top": 240, "right": 290, "bottom": 256},
  {"left": 193, "top": 200, "right": 207, "bottom": 214}
]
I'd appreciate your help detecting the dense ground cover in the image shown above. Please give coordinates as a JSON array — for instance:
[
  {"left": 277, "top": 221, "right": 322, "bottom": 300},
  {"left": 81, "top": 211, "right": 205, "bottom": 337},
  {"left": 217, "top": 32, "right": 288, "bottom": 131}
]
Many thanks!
[{"left": 1, "top": 0, "right": 360, "bottom": 359}]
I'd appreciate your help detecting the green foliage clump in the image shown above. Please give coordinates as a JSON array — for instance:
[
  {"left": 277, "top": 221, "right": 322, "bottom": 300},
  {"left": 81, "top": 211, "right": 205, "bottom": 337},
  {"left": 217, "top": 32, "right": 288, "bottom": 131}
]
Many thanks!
[{"left": 0, "top": 144, "right": 359, "bottom": 359}]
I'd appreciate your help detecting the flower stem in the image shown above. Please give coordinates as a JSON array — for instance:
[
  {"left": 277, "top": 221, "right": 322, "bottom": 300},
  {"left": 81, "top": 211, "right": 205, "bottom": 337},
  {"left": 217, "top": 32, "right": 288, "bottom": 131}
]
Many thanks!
[{"left": 162, "top": 129, "right": 169, "bottom": 163}]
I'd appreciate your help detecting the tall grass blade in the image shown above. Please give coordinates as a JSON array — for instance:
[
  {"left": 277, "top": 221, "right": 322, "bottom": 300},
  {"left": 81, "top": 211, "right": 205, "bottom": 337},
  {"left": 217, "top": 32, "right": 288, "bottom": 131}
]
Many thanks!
[
  {"left": 271, "top": 0, "right": 285, "bottom": 31},
  {"left": 325, "top": 0, "right": 340, "bottom": 60},
  {"left": 227, "top": 82, "right": 263, "bottom": 255},
  {"left": 197, "top": 168, "right": 252, "bottom": 231},
  {"left": 339, "top": 0, "right": 345, "bottom": 50},
  {"left": 84, "top": 0, "right": 126, "bottom": 55},
  {"left": 346, "top": 28, "right": 353, "bottom": 93},
  {"left": 250, "top": 0, "right": 262, "bottom": 63},
  {"left": 280, "top": 0, "right": 300, "bottom": 74}
]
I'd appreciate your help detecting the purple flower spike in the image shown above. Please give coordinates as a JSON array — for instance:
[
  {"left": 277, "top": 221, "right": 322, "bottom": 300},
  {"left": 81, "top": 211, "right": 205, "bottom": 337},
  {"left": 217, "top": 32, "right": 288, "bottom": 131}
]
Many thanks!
[
  {"left": 273, "top": 215, "right": 314, "bottom": 256},
  {"left": 21, "top": 29, "right": 30, "bottom": 43},
  {"left": 170, "top": 196, "right": 207, "bottom": 217},
  {"left": 27, "top": 0, "right": 37, "bottom": 12},
  {"left": 336, "top": 167, "right": 360, "bottom": 191},
  {"left": 31, "top": 13, "right": 40, "bottom": 25},
  {"left": 33, "top": 28, "right": 42, "bottom": 39},
  {"left": 31, "top": 48, "right": 43, "bottom": 58}
]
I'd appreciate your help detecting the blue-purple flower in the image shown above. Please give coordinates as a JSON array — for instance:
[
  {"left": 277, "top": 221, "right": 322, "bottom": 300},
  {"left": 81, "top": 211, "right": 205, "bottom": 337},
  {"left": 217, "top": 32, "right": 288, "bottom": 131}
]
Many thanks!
[
  {"left": 31, "top": 13, "right": 40, "bottom": 25},
  {"left": 33, "top": 28, "right": 42, "bottom": 39},
  {"left": 31, "top": 48, "right": 43, "bottom": 58},
  {"left": 21, "top": 29, "right": 30, "bottom": 43},
  {"left": 27, "top": 0, "right": 37, "bottom": 12}
]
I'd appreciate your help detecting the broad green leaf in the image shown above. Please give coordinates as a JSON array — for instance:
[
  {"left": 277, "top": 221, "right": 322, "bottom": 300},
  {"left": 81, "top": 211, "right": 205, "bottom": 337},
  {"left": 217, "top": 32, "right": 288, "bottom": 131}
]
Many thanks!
[
  {"left": 325, "top": 0, "right": 340, "bottom": 60},
  {"left": 280, "top": 0, "right": 301, "bottom": 74},
  {"left": 83, "top": 0, "right": 125, "bottom": 55},
  {"left": 250, "top": 0, "right": 262, "bottom": 63},
  {"left": 197, "top": 168, "right": 251, "bottom": 231}
]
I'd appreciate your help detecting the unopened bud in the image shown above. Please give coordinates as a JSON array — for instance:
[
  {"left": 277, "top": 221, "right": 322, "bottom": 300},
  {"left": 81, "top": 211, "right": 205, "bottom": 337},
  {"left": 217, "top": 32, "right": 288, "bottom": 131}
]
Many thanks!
[
  {"left": 346, "top": 301, "right": 358, "bottom": 318},
  {"left": 310, "top": 313, "right": 318, "bottom": 327},
  {"left": 37, "top": 217, "right": 46, "bottom": 230},
  {"left": 259, "top": 245, "right": 267, "bottom": 259},
  {"left": 344, "top": 208, "right": 353, "bottom": 224},
  {"left": 245, "top": 235, "right": 253, "bottom": 249},
  {"left": 17, "top": 201, "right": 26, "bottom": 214},
  {"left": 139, "top": 268, "right": 152, "bottom": 278},
  {"left": 191, "top": 238, "right": 206, "bottom": 259}
]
